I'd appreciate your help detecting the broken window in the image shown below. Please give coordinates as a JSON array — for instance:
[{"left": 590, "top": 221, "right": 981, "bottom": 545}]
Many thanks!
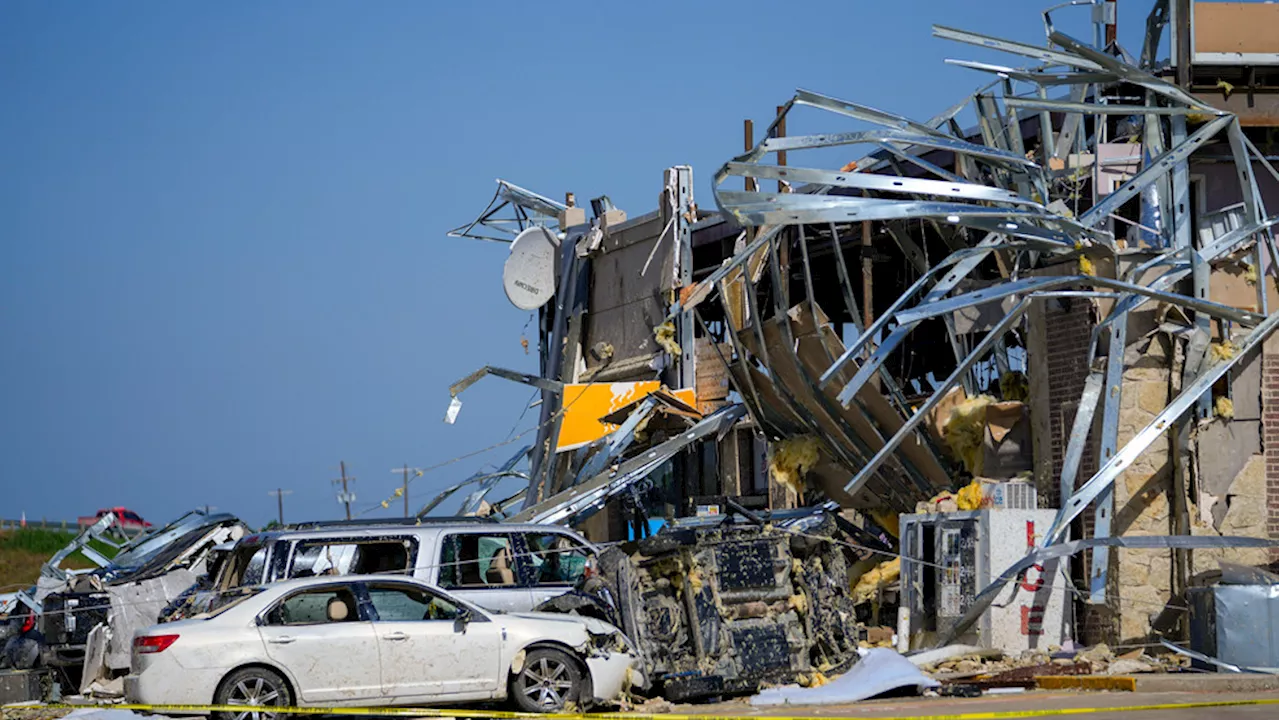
[
  {"left": 438, "top": 534, "right": 517, "bottom": 588},
  {"left": 287, "top": 539, "right": 414, "bottom": 579},
  {"left": 366, "top": 583, "right": 462, "bottom": 622},
  {"left": 220, "top": 543, "right": 267, "bottom": 590},
  {"left": 265, "top": 586, "right": 360, "bottom": 626},
  {"left": 523, "top": 533, "right": 591, "bottom": 587}
]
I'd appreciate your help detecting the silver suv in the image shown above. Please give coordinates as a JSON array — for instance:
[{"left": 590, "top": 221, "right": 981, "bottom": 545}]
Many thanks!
[{"left": 183, "top": 520, "right": 599, "bottom": 616}]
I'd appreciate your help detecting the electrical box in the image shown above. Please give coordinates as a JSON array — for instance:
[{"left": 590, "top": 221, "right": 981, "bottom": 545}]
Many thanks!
[{"left": 900, "top": 509, "right": 1069, "bottom": 653}]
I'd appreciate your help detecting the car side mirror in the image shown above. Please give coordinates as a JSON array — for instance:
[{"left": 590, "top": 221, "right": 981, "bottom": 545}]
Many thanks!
[{"left": 454, "top": 608, "right": 472, "bottom": 632}]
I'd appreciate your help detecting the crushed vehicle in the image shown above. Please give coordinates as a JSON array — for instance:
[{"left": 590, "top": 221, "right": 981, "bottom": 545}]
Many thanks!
[
  {"left": 538, "top": 508, "right": 887, "bottom": 702},
  {"left": 78, "top": 507, "right": 151, "bottom": 532},
  {"left": 128, "top": 575, "right": 643, "bottom": 715},
  {"left": 162, "top": 518, "right": 599, "bottom": 621},
  {"left": 33, "top": 510, "right": 247, "bottom": 692}
]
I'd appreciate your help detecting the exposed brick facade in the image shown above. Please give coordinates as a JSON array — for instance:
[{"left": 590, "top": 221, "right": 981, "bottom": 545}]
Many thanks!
[
  {"left": 1265, "top": 343, "right": 1278, "bottom": 563},
  {"left": 1045, "top": 298, "right": 1099, "bottom": 508},
  {"left": 1040, "top": 297, "right": 1114, "bottom": 643}
]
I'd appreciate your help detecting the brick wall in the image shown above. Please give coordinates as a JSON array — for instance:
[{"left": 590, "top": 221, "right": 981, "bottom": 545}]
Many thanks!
[
  {"left": 1045, "top": 298, "right": 1099, "bottom": 507},
  {"left": 1265, "top": 344, "right": 1278, "bottom": 562},
  {"left": 1041, "top": 297, "right": 1115, "bottom": 643}
]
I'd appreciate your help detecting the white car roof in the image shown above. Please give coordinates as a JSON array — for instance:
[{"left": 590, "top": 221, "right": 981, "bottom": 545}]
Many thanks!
[
  {"left": 244, "top": 523, "right": 595, "bottom": 545},
  {"left": 252, "top": 574, "right": 442, "bottom": 594}
]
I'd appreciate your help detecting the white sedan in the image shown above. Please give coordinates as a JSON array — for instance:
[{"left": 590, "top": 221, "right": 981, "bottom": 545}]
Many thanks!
[{"left": 125, "top": 575, "right": 643, "bottom": 716}]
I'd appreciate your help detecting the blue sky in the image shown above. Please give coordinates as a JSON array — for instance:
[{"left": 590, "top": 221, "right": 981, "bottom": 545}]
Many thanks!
[{"left": 1, "top": 1, "right": 1158, "bottom": 528}]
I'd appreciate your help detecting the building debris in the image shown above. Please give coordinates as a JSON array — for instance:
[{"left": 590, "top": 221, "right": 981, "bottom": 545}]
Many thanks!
[
  {"left": 434, "top": 0, "right": 1277, "bottom": 700},
  {"left": 0, "top": 510, "right": 246, "bottom": 695},
  {"left": 752, "top": 648, "right": 939, "bottom": 706}
]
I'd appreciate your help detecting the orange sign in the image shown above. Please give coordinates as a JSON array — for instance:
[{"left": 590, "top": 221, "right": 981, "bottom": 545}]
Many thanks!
[{"left": 555, "top": 382, "right": 697, "bottom": 451}]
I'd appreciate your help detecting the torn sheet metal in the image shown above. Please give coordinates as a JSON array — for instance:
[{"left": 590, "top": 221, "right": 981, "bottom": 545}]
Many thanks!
[
  {"left": 511, "top": 404, "right": 747, "bottom": 526},
  {"left": 1186, "top": 584, "right": 1280, "bottom": 673},
  {"left": 416, "top": 446, "right": 531, "bottom": 518},
  {"left": 448, "top": 365, "right": 564, "bottom": 401},
  {"left": 447, "top": 179, "right": 569, "bottom": 244},
  {"left": 103, "top": 569, "right": 198, "bottom": 671},
  {"left": 1160, "top": 639, "right": 1274, "bottom": 675},
  {"left": 751, "top": 648, "right": 939, "bottom": 706}
]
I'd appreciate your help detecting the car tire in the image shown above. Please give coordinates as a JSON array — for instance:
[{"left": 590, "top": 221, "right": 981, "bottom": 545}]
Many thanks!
[
  {"left": 214, "top": 666, "right": 293, "bottom": 720},
  {"left": 511, "top": 648, "right": 583, "bottom": 713}
]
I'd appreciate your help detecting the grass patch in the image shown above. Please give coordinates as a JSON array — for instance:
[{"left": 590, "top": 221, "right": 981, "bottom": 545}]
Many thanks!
[
  {"left": 0, "top": 527, "right": 79, "bottom": 554},
  {"left": 0, "top": 529, "right": 104, "bottom": 590}
]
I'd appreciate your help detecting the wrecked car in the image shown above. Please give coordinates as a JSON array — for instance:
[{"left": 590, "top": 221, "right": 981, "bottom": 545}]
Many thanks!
[
  {"left": 540, "top": 508, "right": 878, "bottom": 702},
  {"left": 127, "top": 575, "right": 643, "bottom": 714},
  {"left": 163, "top": 520, "right": 599, "bottom": 621},
  {"left": 37, "top": 510, "right": 246, "bottom": 690}
]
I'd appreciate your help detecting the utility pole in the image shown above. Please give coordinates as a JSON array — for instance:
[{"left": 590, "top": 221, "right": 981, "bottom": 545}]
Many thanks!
[
  {"left": 267, "top": 489, "right": 291, "bottom": 526},
  {"left": 401, "top": 465, "right": 409, "bottom": 518},
  {"left": 390, "top": 466, "right": 422, "bottom": 518},
  {"left": 332, "top": 461, "right": 355, "bottom": 521}
]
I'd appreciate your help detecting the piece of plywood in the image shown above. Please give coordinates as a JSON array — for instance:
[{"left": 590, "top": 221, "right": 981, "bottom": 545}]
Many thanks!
[
  {"left": 695, "top": 337, "right": 731, "bottom": 413},
  {"left": 1193, "top": 2, "right": 1278, "bottom": 56},
  {"left": 1197, "top": 420, "right": 1262, "bottom": 497}
]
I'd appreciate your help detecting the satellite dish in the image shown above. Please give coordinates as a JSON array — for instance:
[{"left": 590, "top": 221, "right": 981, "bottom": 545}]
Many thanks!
[{"left": 503, "top": 227, "right": 558, "bottom": 310}]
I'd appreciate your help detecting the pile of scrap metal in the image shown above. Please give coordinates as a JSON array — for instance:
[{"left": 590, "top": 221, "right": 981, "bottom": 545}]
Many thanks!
[
  {"left": 538, "top": 508, "right": 892, "bottom": 701},
  {"left": 0, "top": 510, "right": 246, "bottom": 697}
]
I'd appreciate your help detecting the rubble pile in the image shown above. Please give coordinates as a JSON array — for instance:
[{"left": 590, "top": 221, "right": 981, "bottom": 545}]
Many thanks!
[{"left": 918, "top": 644, "right": 1190, "bottom": 684}]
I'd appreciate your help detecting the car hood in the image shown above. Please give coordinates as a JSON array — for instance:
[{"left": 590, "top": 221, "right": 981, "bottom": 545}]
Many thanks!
[{"left": 503, "top": 611, "right": 620, "bottom": 636}]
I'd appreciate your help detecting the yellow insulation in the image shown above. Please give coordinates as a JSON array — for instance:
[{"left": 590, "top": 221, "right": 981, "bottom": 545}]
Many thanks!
[
  {"left": 798, "top": 672, "right": 830, "bottom": 688},
  {"left": 687, "top": 567, "right": 704, "bottom": 594},
  {"left": 1078, "top": 255, "right": 1096, "bottom": 276},
  {"left": 944, "top": 395, "right": 995, "bottom": 475},
  {"left": 1000, "top": 371, "right": 1030, "bottom": 403},
  {"left": 1244, "top": 264, "right": 1258, "bottom": 286},
  {"left": 769, "top": 436, "right": 822, "bottom": 495},
  {"left": 1210, "top": 341, "right": 1238, "bottom": 363},
  {"left": 1214, "top": 396, "right": 1235, "bottom": 420},
  {"left": 869, "top": 507, "right": 900, "bottom": 538},
  {"left": 853, "top": 557, "right": 900, "bottom": 604},
  {"left": 956, "top": 479, "right": 985, "bottom": 511},
  {"left": 653, "top": 321, "right": 682, "bottom": 356}
]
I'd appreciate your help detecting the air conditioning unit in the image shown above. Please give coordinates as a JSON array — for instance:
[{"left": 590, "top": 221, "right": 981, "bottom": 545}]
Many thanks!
[
  {"left": 983, "top": 480, "right": 1037, "bottom": 510},
  {"left": 900, "top": 509, "right": 1070, "bottom": 654}
]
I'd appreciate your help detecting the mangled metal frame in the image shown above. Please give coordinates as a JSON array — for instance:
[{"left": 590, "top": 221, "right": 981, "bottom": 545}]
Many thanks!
[
  {"left": 446, "top": 179, "right": 569, "bottom": 244},
  {"left": 677, "top": 15, "right": 1275, "bottom": 627}
]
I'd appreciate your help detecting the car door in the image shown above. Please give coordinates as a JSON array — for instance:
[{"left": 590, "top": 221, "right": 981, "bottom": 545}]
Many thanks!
[
  {"left": 435, "top": 532, "right": 533, "bottom": 611},
  {"left": 363, "top": 582, "right": 502, "bottom": 701},
  {"left": 257, "top": 583, "right": 382, "bottom": 703},
  {"left": 522, "top": 531, "right": 596, "bottom": 608}
]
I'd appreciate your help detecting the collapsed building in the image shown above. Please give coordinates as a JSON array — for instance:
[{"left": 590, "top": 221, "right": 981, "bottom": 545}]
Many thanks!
[{"left": 442, "top": 0, "right": 1277, "bottom": 662}]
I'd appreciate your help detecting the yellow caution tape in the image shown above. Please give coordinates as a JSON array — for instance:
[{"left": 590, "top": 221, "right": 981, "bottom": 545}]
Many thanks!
[{"left": 39, "top": 697, "right": 1278, "bottom": 720}]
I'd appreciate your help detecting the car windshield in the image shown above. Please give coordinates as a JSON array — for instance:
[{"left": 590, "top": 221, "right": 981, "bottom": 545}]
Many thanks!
[
  {"left": 109, "top": 511, "right": 212, "bottom": 568},
  {"left": 125, "top": 523, "right": 228, "bottom": 580}
]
